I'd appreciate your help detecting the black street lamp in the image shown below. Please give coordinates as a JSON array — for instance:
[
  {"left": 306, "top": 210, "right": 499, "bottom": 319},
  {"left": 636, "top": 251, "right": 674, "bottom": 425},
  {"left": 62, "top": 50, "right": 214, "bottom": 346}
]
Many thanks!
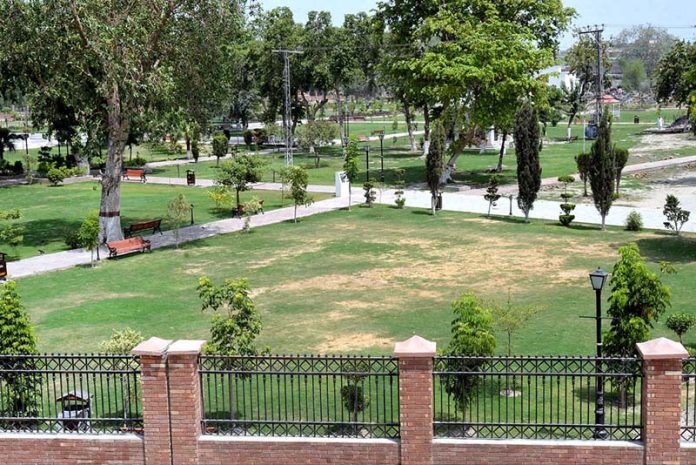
[
  {"left": 378, "top": 133, "right": 385, "bottom": 182},
  {"left": 589, "top": 267, "right": 609, "bottom": 440},
  {"left": 364, "top": 145, "right": 370, "bottom": 182}
]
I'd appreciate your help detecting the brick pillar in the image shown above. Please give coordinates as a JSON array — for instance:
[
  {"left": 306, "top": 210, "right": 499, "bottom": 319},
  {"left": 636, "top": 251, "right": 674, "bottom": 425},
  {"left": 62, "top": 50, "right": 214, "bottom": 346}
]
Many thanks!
[
  {"left": 132, "top": 337, "right": 173, "bottom": 465},
  {"left": 166, "top": 340, "right": 206, "bottom": 465},
  {"left": 395, "top": 335, "right": 436, "bottom": 465},
  {"left": 637, "top": 337, "right": 688, "bottom": 465}
]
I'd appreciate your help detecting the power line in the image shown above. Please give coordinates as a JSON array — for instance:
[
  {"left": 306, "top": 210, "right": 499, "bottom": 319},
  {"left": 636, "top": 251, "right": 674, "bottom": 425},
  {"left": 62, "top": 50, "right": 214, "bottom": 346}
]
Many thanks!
[{"left": 272, "top": 49, "right": 303, "bottom": 166}]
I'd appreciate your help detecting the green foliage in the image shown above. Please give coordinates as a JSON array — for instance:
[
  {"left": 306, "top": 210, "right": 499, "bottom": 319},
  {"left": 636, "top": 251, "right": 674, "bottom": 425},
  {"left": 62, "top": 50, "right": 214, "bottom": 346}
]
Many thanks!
[
  {"left": 575, "top": 152, "right": 591, "bottom": 196},
  {"left": 0, "top": 209, "right": 24, "bottom": 256},
  {"left": 208, "top": 186, "right": 233, "bottom": 210},
  {"left": 426, "top": 121, "right": 445, "bottom": 215},
  {"left": 123, "top": 157, "right": 148, "bottom": 168},
  {"left": 625, "top": 211, "right": 643, "bottom": 232},
  {"left": 191, "top": 138, "right": 200, "bottom": 162},
  {"left": 167, "top": 194, "right": 192, "bottom": 247},
  {"left": 588, "top": 110, "right": 615, "bottom": 230},
  {"left": 443, "top": 293, "right": 496, "bottom": 412},
  {"left": 212, "top": 133, "right": 229, "bottom": 162},
  {"left": 604, "top": 244, "right": 671, "bottom": 358},
  {"left": 514, "top": 103, "right": 542, "bottom": 222},
  {"left": 339, "top": 359, "right": 371, "bottom": 424},
  {"left": 343, "top": 138, "right": 361, "bottom": 210},
  {"left": 491, "top": 292, "right": 540, "bottom": 356},
  {"left": 613, "top": 147, "right": 629, "bottom": 195},
  {"left": 286, "top": 166, "right": 313, "bottom": 222},
  {"left": 665, "top": 313, "right": 696, "bottom": 344},
  {"left": 78, "top": 211, "right": 101, "bottom": 265},
  {"left": 663, "top": 194, "right": 690, "bottom": 235},
  {"left": 240, "top": 197, "right": 263, "bottom": 234},
  {"left": 655, "top": 40, "right": 696, "bottom": 106},
  {"left": 558, "top": 175, "right": 576, "bottom": 226},
  {"left": 197, "top": 277, "right": 263, "bottom": 356},
  {"left": 46, "top": 167, "right": 66, "bottom": 185},
  {"left": 0, "top": 281, "right": 39, "bottom": 425},
  {"left": 483, "top": 175, "right": 501, "bottom": 218},
  {"left": 99, "top": 328, "right": 144, "bottom": 354},
  {"left": 620, "top": 59, "right": 648, "bottom": 93},
  {"left": 214, "top": 154, "right": 266, "bottom": 211},
  {"left": 296, "top": 121, "right": 338, "bottom": 167}
]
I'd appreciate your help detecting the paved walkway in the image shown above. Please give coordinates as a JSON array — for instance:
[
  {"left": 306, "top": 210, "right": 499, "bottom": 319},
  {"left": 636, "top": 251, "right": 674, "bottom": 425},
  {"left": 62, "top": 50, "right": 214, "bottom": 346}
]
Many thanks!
[
  {"left": 133, "top": 177, "right": 336, "bottom": 194},
  {"left": 379, "top": 188, "right": 696, "bottom": 233},
  {"left": 7, "top": 195, "right": 356, "bottom": 279},
  {"left": 462, "top": 155, "right": 696, "bottom": 196}
]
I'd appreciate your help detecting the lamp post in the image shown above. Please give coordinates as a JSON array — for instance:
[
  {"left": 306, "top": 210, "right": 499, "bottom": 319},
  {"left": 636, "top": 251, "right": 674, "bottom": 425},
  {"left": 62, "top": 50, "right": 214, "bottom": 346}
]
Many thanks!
[
  {"left": 190, "top": 204, "right": 195, "bottom": 225},
  {"left": 378, "top": 133, "right": 385, "bottom": 182},
  {"left": 589, "top": 267, "right": 609, "bottom": 440},
  {"left": 364, "top": 145, "right": 370, "bottom": 182}
]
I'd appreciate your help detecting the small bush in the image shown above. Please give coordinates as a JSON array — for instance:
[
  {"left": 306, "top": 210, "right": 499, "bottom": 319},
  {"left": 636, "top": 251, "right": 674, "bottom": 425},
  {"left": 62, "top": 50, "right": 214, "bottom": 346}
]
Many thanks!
[
  {"left": 665, "top": 313, "right": 696, "bottom": 344},
  {"left": 64, "top": 229, "right": 82, "bottom": 249},
  {"left": 363, "top": 182, "right": 376, "bottom": 207},
  {"left": 47, "top": 167, "right": 67, "bottom": 185},
  {"left": 625, "top": 211, "right": 643, "bottom": 231},
  {"left": 123, "top": 157, "right": 148, "bottom": 168}
]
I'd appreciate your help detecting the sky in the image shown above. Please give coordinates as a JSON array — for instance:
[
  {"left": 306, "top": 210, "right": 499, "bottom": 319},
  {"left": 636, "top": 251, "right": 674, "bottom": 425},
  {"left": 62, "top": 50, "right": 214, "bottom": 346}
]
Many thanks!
[{"left": 259, "top": 0, "right": 696, "bottom": 49}]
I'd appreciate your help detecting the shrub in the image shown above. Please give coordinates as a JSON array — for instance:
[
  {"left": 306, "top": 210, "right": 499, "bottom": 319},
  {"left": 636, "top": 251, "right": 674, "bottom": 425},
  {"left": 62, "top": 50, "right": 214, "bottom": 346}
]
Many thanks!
[
  {"left": 625, "top": 211, "right": 643, "bottom": 231},
  {"left": 99, "top": 328, "right": 144, "bottom": 353},
  {"left": 64, "top": 229, "right": 82, "bottom": 249},
  {"left": 363, "top": 181, "right": 376, "bottom": 207},
  {"left": 123, "top": 156, "right": 148, "bottom": 168},
  {"left": 46, "top": 167, "right": 67, "bottom": 185},
  {"left": 665, "top": 313, "right": 696, "bottom": 344},
  {"left": 663, "top": 194, "right": 690, "bottom": 235},
  {"left": 394, "top": 181, "right": 406, "bottom": 209}
]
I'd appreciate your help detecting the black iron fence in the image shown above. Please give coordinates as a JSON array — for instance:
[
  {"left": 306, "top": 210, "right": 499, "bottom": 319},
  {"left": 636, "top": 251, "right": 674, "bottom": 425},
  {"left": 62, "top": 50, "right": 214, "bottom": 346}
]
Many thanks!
[
  {"left": 682, "top": 358, "right": 696, "bottom": 441},
  {"left": 199, "top": 354, "right": 399, "bottom": 438},
  {"left": 0, "top": 354, "right": 142, "bottom": 434},
  {"left": 433, "top": 356, "right": 643, "bottom": 441}
]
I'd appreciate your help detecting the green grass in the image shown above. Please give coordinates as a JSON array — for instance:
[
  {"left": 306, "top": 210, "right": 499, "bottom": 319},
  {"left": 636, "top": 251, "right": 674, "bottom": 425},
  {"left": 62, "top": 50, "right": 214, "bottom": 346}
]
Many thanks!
[
  {"left": 0, "top": 181, "right": 330, "bottom": 259},
  {"left": 14, "top": 205, "right": 696, "bottom": 354}
]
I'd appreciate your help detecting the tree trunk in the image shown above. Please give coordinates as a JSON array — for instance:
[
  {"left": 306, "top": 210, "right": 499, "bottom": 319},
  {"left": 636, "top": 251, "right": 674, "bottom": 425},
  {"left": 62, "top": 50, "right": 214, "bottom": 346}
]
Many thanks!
[
  {"left": 186, "top": 135, "right": 192, "bottom": 160},
  {"left": 421, "top": 105, "right": 431, "bottom": 158},
  {"left": 294, "top": 204, "right": 297, "bottom": 223},
  {"left": 487, "top": 202, "right": 492, "bottom": 218},
  {"left": 583, "top": 178, "right": 588, "bottom": 197},
  {"left": 431, "top": 195, "right": 436, "bottom": 216},
  {"left": 336, "top": 89, "right": 345, "bottom": 147},
  {"left": 495, "top": 131, "right": 508, "bottom": 173},
  {"left": 236, "top": 188, "right": 241, "bottom": 215},
  {"left": 99, "top": 85, "right": 129, "bottom": 243},
  {"left": 601, "top": 214, "right": 606, "bottom": 231},
  {"left": 347, "top": 183, "right": 352, "bottom": 211},
  {"left": 404, "top": 105, "right": 417, "bottom": 153}
]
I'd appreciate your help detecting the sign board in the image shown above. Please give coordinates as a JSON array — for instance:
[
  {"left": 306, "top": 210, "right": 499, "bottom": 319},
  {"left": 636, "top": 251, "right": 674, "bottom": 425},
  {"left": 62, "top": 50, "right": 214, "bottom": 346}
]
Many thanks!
[{"left": 335, "top": 172, "right": 350, "bottom": 198}]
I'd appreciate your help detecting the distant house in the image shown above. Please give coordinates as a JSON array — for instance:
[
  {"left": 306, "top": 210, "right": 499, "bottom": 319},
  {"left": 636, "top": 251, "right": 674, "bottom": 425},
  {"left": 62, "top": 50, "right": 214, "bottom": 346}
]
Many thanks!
[{"left": 539, "top": 65, "right": 578, "bottom": 89}]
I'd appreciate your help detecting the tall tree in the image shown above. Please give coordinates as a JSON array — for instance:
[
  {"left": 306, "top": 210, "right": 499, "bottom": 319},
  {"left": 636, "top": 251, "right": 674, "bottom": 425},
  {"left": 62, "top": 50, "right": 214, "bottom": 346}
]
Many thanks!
[
  {"left": 214, "top": 154, "right": 266, "bottom": 214},
  {"left": 343, "top": 138, "right": 361, "bottom": 211},
  {"left": 0, "top": 0, "right": 245, "bottom": 242},
  {"left": 378, "top": 0, "right": 573, "bottom": 181},
  {"left": 0, "top": 128, "right": 18, "bottom": 161},
  {"left": 287, "top": 166, "right": 313, "bottom": 223},
  {"left": 613, "top": 26, "right": 679, "bottom": 79},
  {"left": 514, "top": 103, "right": 542, "bottom": 223},
  {"left": 588, "top": 110, "right": 615, "bottom": 230},
  {"left": 425, "top": 121, "right": 445, "bottom": 216},
  {"left": 655, "top": 40, "right": 696, "bottom": 107}
]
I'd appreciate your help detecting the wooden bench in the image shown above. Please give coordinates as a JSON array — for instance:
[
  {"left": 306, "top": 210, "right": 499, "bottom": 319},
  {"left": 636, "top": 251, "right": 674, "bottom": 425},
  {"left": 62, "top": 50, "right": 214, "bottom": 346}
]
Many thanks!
[
  {"left": 123, "top": 168, "right": 147, "bottom": 183},
  {"left": 124, "top": 219, "right": 163, "bottom": 237},
  {"left": 106, "top": 237, "right": 151, "bottom": 258},
  {"left": 237, "top": 200, "right": 264, "bottom": 217}
]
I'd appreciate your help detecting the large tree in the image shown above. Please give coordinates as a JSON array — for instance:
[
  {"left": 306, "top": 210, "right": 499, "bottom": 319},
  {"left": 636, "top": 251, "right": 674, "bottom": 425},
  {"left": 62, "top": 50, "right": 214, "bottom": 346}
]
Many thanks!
[
  {"left": 613, "top": 26, "right": 679, "bottom": 79},
  {"left": 655, "top": 40, "right": 696, "bottom": 107},
  {"left": 0, "top": 0, "right": 245, "bottom": 242},
  {"left": 378, "top": 0, "right": 573, "bottom": 183},
  {"left": 425, "top": 121, "right": 445, "bottom": 216}
]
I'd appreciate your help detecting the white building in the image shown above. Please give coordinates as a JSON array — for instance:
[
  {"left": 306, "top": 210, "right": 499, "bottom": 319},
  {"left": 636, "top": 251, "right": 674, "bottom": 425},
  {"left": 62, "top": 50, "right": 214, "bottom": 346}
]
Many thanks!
[{"left": 539, "top": 65, "right": 578, "bottom": 90}]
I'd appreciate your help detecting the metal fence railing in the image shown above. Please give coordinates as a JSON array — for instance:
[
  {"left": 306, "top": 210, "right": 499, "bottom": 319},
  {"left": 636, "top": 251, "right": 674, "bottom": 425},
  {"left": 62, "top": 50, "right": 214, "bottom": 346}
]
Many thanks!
[
  {"left": 433, "top": 356, "right": 642, "bottom": 441},
  {"left": 199, "top": 354, "right": 399, "bottom": 438},
  {"left": 0, "top": 354, "right": 142, "bottom": 434},
  {"left": 682, "top": 358, "right": 696, "bottom": 441}
]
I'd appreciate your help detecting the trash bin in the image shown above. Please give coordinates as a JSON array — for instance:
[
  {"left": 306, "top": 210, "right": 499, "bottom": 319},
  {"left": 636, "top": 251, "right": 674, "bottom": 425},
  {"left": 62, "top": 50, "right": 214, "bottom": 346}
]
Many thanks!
[
  {"left": 634, "top": 115, "right": 640, "bottom": 124},
  {"left": 186, "top": 170, "right": 196, "bottom": 186}
]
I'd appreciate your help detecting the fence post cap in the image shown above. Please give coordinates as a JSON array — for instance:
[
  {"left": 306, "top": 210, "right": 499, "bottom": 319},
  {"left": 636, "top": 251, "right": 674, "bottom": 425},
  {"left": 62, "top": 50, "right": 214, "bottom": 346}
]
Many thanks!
[
  {"left": 636, "top": 337, "right": 689, "bottom": 360},
  {"left": 167, "top": 339, "right": 207, "bottom": 355},
  {"left": 394, "top": 335, "right": 436, "bottom": 358},
  {"left": 132, "top": 337, "right": 172, "bottom": 356}
]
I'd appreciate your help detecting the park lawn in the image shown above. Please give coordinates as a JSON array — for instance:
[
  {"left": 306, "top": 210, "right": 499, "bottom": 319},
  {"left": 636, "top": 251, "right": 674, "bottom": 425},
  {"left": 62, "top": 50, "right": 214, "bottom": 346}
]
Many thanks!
[
  {"left": 153, "top": 121, "right": 695, "bottom": 188},
  {"left": 0, "top": 181, "right": 329, "bottom": 259},
  {"left": 14, "top": 204, "right": 696, "bottom": 355}
]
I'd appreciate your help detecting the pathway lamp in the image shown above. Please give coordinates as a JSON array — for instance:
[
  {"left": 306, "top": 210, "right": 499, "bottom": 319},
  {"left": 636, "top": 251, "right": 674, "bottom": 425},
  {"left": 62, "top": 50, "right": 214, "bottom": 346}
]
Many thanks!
[{"left": 589, "top": 267, "right": 609, "bottom": 440}]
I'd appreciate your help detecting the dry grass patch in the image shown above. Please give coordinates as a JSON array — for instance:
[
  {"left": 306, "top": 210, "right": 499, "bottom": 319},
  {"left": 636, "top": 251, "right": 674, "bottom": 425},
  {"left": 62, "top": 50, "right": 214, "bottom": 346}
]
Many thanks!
[{"left": 314, "top": 332, "right": 394, "bottom": 353}]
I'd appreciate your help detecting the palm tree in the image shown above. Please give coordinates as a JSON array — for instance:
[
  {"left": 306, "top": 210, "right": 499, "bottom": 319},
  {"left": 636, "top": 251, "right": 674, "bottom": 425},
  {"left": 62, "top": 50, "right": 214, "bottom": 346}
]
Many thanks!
[{"left": 0, "top": 128, "right": 18, "bottom": 161}]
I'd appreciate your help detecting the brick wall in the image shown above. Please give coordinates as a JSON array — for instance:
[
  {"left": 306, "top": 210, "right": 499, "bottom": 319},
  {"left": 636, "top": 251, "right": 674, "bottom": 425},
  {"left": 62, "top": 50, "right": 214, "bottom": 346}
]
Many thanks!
[{"left": 1, "top": 336, "right": 693, "bottom": 465}]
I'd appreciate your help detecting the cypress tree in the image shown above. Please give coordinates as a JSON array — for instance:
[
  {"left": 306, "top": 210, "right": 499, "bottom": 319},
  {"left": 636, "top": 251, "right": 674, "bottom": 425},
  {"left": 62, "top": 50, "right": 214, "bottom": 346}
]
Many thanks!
[
  {"left": 426, "top": 121, "right": 445, "bottom": 216},
  {"left": 513, "top": 103, "right": 542, "bottom": 222},
  {"left": 588, "top": 110, "right": 615, "bottom": 230}
]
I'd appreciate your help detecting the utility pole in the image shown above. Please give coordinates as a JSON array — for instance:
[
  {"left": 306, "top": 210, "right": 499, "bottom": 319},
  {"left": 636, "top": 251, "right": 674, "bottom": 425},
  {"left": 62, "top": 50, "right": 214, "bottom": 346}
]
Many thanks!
[
  {"left": 272, "top": 49, "right": 303, "bottom": 166},
  {"left": 578, "top": 25, "right": 605, "bottom": 124}
]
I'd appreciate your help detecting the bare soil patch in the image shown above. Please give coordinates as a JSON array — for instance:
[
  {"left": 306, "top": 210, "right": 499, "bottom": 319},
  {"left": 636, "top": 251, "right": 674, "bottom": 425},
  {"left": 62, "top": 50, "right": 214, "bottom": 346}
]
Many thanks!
[{"left": 314, "top": 332, "right": 394, "bottom": 353}]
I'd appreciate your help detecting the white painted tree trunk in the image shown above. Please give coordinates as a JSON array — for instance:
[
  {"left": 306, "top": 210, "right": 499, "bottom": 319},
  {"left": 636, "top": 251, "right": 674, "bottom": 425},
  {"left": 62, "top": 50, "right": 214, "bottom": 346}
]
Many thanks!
[{"left": 99, "top": 86, "right": 129, "bottom": 243}]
